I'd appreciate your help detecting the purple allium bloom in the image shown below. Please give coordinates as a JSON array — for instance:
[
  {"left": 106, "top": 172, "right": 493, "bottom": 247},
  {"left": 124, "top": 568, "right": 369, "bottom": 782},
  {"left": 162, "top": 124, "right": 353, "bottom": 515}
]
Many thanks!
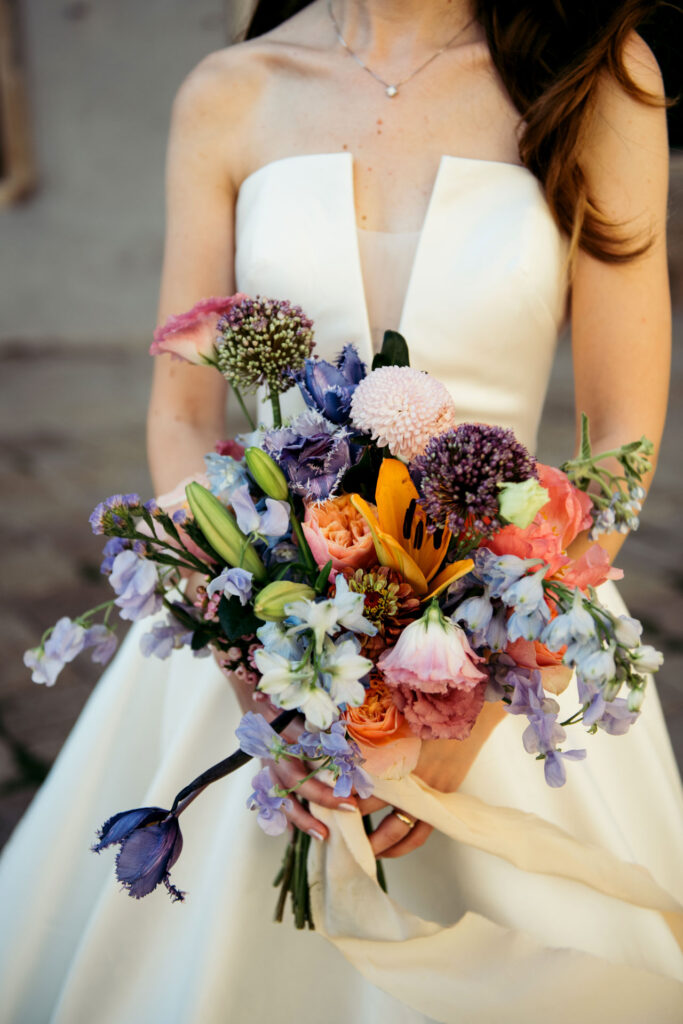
[
  {"left": 296, "top": 344, "right": 367, "bottom": 425},
  {"left": 246, "top": 768, "right": 292, "bottom": 836},
  {"left": 412, "top": 424, "right": 537, "bottom": 536},
  {"left": 216, "top": 295, "right": 315, "bottom": 397},
  {"left": 84, "top": 624, "right": 118, "bottom": 665},
  {"left": 236, "top": 711, "right": 287, "bottom": 759},
  {"left": 109, "top": 549, "right": 162, "bottom": 621},
  {"left": 100, "top": 536, "right": 130, "bottom": 574},
  {"left": 139, "top": 616, "right": 193, "bottom": 659},
  {"left": 264, "top": 411, "right": 354, "bottom": 502},
  {"left": 93, "top": 806, "right": 184, "bottom": 901},
  {"left": 206, "top": 566, "right": 253, "bottom": 605}
]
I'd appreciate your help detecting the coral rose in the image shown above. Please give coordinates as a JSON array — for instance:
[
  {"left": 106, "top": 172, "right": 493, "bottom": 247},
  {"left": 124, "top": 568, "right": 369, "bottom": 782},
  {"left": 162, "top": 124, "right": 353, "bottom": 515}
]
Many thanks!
[
  {"left": 150, "top": 294, "right": 248, "bottom": 364},
  {"left": 343, "top": 676, "right": 421, "bottom": 779},
  {"left": 561, "top": 543, "right": 623, "bottom": 591},
  {"left": 302, "top": 494, "right": 376, "bottom": 578},
  {"left": 505, "top": 637, "right": 573, "bottom": 696}
]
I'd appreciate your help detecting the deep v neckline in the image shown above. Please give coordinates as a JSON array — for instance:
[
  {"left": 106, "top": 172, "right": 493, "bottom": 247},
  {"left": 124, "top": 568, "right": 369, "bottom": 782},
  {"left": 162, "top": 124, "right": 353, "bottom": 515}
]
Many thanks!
[{"left": 235, "top": 151, "right": 537, "bottom": 366}]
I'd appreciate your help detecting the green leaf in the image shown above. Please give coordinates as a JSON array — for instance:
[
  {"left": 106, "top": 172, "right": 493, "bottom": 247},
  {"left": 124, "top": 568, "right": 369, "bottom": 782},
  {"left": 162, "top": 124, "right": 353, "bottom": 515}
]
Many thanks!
[
  {"left": 371, "top": 330, "right": 410, "bottom": 370},
  {"left": 315, "top": 560, "right": 333, "bottom": 593},
  {"left": 218, "top": 594, "right": 261, "bottom": 641},
  {"left": 190, "top": 629, "right": 213, "bottom": 651}
]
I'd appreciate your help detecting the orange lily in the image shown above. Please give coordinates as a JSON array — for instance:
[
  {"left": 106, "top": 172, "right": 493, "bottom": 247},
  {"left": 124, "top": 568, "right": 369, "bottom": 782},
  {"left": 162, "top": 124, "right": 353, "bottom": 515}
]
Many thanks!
[{"left": 350, "top": 459, "right": 473, "bottom": 599}]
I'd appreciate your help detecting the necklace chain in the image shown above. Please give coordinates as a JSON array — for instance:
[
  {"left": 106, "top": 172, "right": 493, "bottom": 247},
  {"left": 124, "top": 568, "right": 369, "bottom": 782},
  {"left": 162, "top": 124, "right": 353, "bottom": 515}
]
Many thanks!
[{"left": 327, "top": 0, "right": 475, "bottom": 98}]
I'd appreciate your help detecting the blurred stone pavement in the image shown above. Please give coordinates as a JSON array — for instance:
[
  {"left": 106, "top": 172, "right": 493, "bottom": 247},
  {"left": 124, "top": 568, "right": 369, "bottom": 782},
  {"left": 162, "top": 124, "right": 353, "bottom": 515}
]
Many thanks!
[{"left": 0, "top": 310, "right": 682, "bottom": 850}]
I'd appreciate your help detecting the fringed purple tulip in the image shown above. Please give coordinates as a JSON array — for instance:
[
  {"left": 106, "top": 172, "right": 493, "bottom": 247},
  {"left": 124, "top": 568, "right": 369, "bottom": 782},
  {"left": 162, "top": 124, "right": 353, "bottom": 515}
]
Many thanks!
[
  {"left": 93, "top": 806, "right": 185, "bottom": 902},
  {"left": 296, "top": 345, "right": 366, "bottom": 425}
]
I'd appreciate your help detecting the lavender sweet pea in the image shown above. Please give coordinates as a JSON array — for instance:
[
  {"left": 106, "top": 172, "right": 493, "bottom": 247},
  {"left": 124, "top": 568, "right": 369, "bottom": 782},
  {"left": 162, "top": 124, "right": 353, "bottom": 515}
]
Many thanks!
[
  {"left": 24, "top": 616, "right": 87, "bottom": 687},
  {"left": 247, "top": 768, "right": 292, "bottom": 836},
  {"left": 207, "top": 566, "right": 254, "bottom": 606},
  {"left": 109, "top": 549, "right": 162, "bottom": 621},
  {"left": 264, "top": 411, "right": 354, "bottom": 502}
]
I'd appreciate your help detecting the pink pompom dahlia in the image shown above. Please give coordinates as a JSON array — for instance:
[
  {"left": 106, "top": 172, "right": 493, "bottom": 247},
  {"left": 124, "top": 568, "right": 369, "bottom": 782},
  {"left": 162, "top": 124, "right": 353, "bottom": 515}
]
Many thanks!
[{"left": 350, "top": 365, "right": 457, "bottom": 461}]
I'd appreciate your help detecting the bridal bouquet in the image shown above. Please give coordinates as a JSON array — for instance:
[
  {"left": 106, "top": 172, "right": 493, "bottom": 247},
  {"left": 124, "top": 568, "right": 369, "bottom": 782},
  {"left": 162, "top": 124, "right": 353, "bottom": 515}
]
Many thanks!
[{"left": 24, "top": 293, "right": 660, "bottom": 925}]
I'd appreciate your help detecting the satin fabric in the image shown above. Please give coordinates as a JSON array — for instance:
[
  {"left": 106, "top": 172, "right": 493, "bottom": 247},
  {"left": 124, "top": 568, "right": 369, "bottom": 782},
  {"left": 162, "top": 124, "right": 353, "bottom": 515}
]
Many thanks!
[{"left": 0, "top": 152, "right": 681, "bottom": 1023}]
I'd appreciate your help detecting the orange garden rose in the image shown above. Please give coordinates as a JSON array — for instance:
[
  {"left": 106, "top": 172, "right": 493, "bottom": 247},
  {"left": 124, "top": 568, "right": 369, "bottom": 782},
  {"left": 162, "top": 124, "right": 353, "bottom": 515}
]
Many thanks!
[
  {"left": 343, "top": 675, "right": 421, "bottom": 779},
  {"left": 302, "top": 494, "right": 377, "bottom": 577}
]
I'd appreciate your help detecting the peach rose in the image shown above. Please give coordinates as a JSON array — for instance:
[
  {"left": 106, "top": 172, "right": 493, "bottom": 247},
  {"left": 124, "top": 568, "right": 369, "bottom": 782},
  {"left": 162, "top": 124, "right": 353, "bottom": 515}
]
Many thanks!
[
  {"left": 344, "top": 676, "right": 421, "bottom": 779},
  {"left": 505, "top": 637, "right": 573, "bottom": 696},
  {"left": 302, "top": 494, "right": 376, "bottom": 578}
]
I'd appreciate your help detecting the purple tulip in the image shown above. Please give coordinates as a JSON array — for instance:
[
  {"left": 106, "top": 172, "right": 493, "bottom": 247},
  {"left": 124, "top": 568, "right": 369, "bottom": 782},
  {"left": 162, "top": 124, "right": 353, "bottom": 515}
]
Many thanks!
[
  {"left": 93, "top": 806, "right": 184, "bottom": 901},
  {"left": 264, "top": 411, "right": 353, "bottom": 502},
  {"left": 296, "top": 344, "right": 367, "bottom": 425}
]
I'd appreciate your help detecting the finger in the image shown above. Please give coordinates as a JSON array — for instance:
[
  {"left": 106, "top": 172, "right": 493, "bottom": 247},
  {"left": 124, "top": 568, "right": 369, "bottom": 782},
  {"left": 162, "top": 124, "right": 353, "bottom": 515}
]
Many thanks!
[
  {"left": 282, "top": 794, "right": 330, "bottom": 842},
  {"left": 378, "top": 820, "right": 433, "bottom": 859},
  {"left": 357, "top": 795, "right": 390, "bottom": 815},
  {"left": 367, "top": 809, "right": 420, "bottom": 857}
]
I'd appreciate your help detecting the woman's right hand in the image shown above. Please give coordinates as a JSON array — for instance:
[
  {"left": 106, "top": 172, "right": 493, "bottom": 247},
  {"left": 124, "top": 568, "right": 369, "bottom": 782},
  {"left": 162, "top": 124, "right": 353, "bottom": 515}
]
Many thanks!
[{"left": 212, "top": 648, "right": 360, "bottom": 841}]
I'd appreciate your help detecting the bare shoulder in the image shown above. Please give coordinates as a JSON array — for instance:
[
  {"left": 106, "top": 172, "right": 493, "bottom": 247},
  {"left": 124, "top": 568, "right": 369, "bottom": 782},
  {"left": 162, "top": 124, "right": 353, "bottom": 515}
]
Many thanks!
[{"left": 169, "top": 10, "right": 326, "bottom": 185}]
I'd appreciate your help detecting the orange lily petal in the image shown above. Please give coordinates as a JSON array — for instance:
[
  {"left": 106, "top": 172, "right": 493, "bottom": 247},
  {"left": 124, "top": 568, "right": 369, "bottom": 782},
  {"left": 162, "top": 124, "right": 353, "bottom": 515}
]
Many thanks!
[
  {"left": 425, "top": 558, "right": 475, "bottom": 600},
  {"left": 351, "top": 493, "right": 429, "bottom": 595},
  {"left": 375, "top": 460, "right": 450, "bottom": 582}
]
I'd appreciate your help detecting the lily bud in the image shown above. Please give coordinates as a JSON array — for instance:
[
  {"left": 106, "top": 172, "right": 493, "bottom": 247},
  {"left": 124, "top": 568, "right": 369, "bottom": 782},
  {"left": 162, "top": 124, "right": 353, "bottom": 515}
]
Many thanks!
[
  {"left": 245, "top": 447, "right": 289, "bottom": 501},
  {"left": 498, "top": 478, "right": 549, "bottom": 529},
  {"left": 254, "top": 581, "right": 316, "bottom": 621},
  {"left": 185, "top": 482, "right": 266, "bottom": 581}
]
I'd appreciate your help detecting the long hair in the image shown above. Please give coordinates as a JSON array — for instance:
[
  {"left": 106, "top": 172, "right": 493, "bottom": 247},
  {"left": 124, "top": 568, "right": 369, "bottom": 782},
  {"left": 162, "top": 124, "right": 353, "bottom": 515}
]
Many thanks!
[{"left": 241, "top": 0, "right": 673, "bottom": 268}]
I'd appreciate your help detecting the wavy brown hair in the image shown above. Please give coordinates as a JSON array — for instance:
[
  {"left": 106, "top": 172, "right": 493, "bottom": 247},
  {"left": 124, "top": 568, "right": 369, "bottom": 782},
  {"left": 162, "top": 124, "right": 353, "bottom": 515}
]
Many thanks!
[{"left": 242, "top": 1, "right": 673, "bottom": 269}]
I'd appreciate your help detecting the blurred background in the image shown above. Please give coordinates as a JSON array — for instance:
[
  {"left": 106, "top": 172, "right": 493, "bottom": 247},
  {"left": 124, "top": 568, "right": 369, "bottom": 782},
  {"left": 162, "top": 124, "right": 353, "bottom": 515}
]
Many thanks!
[{"left": 0, "top": 0, "right": 681, "bottom": 848}]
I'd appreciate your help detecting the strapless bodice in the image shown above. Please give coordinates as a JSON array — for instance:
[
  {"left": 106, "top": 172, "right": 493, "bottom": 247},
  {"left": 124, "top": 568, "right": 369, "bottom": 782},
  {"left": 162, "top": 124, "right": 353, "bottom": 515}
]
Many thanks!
[{"left": 234, "top": 152, "right": 570, "bottom": 452}]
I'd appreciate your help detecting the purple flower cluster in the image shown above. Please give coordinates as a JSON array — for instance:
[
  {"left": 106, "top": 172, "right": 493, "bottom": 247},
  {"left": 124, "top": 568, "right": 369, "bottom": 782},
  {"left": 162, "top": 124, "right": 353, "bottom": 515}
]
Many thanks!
[
  {"left": 89, "top": 493, "right": 142, "bottom": 535},
  {"left": 247, "top": 768, "right": 292, "bottom": 836},
  {"left": 501, "top": 662, "right": 586, "bottom": 787},
  {"left": 296, "top": 345, "right": 367, "bottom": 425},
  {"left": 24, "top": 617, "right": 118, "bottom": 687},
  {"left": 412, "top": 424, "right": 537, "bottom": 536},
  {"left": 294, "top": 722, "right": 373, "bottom": 798},
  {"left": 109, "top": 549, "right": 162, "bottom": 621},
  {"left": 264, "top": 411, "right": 353, "bottom": 502}
]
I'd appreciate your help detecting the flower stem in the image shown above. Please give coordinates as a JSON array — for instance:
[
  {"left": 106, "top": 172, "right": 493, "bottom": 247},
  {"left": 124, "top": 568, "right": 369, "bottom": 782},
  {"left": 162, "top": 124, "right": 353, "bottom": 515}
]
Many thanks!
[
  {"left": 289, "top": 504, "right": 318, "bottom": 578},
  {"left": 232, "top": 384, "right": 256, "bottom": 431},
  {"left": 270, "top": 391, "right": 283, "bottom": 429},
  {"left": 170, "top": 708, "right": 298, "bottom": 814}
]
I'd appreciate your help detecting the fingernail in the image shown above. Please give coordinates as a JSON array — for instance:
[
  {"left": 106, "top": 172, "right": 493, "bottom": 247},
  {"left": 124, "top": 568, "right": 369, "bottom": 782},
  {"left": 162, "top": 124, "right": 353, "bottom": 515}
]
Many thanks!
[
  {"left": 338, "top": 802, "right": 357, "bottom": 812},
  {"left": 307, "top": 828, "right": 325, "bottom": 841}
]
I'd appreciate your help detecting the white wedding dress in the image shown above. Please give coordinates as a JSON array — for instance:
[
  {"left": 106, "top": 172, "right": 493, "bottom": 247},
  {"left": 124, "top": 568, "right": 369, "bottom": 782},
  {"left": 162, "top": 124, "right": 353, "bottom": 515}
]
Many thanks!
[{"left": 1, "top": 152, "right": 682, "bottom": 1024}]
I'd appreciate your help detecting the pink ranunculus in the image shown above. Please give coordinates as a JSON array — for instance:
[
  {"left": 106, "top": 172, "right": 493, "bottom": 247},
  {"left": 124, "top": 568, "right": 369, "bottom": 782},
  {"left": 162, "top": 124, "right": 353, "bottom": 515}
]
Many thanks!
[
  {"left": 535, "top": 463, "right": 594, "bottom": 549},
  {"left": 378, "top": 602, "right": 486, "bottom": 694},
  {"left": 150, "top": 294, "right": 248, "bottom": 364},
  {"left": 561, "top": 543, "right": 624, "bottom": 591},
  {"left": 486, "top": 464, "right": 593, "bottom": 577},
  {"left": 302, "top": 494, "right": 376, "bottom": 579},
  {"left": 505, "top": 637, "right": 573, "bottom": 696},
  {"left": 391, "top": 680, "right": 487, "bottom": 740}
]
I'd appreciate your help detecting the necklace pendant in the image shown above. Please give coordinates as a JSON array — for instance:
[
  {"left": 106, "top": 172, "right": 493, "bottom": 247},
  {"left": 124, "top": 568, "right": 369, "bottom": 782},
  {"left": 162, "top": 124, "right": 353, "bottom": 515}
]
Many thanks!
[{"left": 385, "top": 84, "right": 398, "bottom": 98}]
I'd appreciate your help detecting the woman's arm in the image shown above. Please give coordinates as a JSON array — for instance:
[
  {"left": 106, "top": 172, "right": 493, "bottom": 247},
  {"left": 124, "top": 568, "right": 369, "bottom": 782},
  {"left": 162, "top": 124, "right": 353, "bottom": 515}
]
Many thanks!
[
  {"left": 567, "top": 32, "right": 671, "bottom": 565},
  {"left": 147, "top": 54, "right": 238, "bottom": 497}
]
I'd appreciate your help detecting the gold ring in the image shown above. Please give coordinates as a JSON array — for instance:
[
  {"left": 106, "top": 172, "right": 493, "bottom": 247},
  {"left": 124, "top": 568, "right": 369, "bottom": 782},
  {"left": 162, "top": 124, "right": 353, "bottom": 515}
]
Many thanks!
[{"left": 393, "top": 810, "right": 416, "bottom": 829}]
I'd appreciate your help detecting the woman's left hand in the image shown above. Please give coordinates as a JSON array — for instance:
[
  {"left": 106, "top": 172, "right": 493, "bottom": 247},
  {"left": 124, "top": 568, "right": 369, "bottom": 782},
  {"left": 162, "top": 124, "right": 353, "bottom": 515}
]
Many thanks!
[{"left": 357, "top": 700, "right": 509, "bottom": 858}]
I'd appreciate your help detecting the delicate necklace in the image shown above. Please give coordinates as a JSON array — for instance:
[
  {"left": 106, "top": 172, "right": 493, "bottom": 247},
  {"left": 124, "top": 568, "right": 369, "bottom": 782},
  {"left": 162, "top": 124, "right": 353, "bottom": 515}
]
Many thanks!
[{"left": 327, "top": 0, "right": 476, "bottom": 99}]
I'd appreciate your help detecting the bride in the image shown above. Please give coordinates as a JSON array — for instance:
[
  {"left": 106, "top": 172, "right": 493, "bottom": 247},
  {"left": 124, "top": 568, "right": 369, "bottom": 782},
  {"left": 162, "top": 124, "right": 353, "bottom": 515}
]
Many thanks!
[{"left": 1, "top": 1, "right": 681, "bottom": 1021}]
